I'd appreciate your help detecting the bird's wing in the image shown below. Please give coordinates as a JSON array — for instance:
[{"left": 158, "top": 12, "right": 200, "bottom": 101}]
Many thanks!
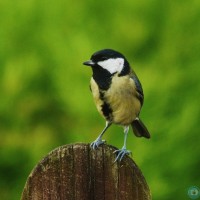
[{"left": 130, "top": 71, "right": 144, "bottom": 106}]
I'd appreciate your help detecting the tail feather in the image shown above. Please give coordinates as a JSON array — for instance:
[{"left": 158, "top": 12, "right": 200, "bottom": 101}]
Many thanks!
[{"left": 131, "top": 118, "right": 150, "bottom": 139}]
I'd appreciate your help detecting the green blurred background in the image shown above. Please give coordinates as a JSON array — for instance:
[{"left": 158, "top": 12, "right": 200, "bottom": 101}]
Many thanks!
[{"left": 0, "top": 0, "right": 200, "bottom": 199}]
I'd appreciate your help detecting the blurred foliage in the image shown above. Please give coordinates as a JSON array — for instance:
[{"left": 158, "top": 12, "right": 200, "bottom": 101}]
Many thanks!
[{"left": 0, "top": 0, "right": 200, "bottom": 199}]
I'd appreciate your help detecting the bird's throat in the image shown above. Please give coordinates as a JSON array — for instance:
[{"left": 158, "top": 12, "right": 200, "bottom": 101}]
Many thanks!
[{"left": 92, "top": 67, "right": 113, "bottom": 90}]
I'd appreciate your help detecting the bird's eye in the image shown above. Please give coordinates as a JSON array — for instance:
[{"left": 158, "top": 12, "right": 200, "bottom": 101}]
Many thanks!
[{"left": 101, "top": 56, "right": 107, "bottom": 60}]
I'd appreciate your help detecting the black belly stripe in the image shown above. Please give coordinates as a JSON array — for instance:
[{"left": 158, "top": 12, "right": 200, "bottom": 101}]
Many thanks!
[
  {"left": 99, "top": 91, "right": 113, "bottom": 121},
  {"left": 101, "top": 102, "right": 112, "bottom": 120}
]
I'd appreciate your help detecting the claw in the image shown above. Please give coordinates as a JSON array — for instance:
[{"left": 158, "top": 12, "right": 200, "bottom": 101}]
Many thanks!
[
  {"left": 90, "top": 138, "right": 106, "bottom": 149},
  {"left": 90, "top": 121, "right": 111, "bottom": 150},
  {"left": 113, "top": 148, "right": 131, "bottom": 162}
]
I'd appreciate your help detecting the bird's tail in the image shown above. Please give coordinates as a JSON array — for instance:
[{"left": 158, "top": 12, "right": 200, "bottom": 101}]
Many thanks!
[{"left": 131, "top": 118, "right": 150, "bottom": 139}]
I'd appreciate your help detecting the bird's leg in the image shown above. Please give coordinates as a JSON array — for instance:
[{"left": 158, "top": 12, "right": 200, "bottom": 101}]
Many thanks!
[
  {"left": 114, "top": 126, "right": 131, "bottom": 162},
  {"left": 90, "top": 121, "right": 111, "bottom": 149}
]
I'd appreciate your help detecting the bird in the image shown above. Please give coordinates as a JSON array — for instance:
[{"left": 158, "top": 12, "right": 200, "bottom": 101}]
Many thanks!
[{"left": 83, "top": 49, "right": 150, "bottom": 162}]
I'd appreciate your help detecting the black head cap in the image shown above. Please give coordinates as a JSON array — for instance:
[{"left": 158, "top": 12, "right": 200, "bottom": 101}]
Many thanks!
[
  {"left": 91, "top": 49, "right": 125, "bottom": 62},
  {"left": 83, "top": 49, "right": 129, "bottom": 68}
]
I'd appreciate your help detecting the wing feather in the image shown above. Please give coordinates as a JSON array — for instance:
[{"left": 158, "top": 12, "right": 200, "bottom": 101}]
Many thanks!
[{"left": 130, "top": 71, "right": 144, "bottom": 106}]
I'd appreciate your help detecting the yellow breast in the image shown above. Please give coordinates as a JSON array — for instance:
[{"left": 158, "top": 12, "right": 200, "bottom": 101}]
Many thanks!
[
  {"left": 90, "top": 74, "right": 141, "bottom": 125},
  {"left": 90, "top": 78, "right": 104, "bottom": 116}
]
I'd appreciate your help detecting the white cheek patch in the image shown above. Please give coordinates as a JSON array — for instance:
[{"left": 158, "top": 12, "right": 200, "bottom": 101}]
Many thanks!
[{"left": 97, "top": 58, "right": 124, "bottom": 74}]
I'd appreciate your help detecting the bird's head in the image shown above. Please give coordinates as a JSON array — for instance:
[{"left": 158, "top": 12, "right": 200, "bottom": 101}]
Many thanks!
[{"left": 83, "top": 49, "right": 130, "bottom": 75}]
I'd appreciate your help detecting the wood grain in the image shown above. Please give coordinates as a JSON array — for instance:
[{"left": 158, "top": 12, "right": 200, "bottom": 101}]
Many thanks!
[{"left": 21, "top": 143, "right": 151, "bottom": 200}]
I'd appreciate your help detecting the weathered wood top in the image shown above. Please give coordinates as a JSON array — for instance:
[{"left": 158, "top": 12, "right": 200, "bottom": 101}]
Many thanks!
[{"left": 21, "top": 143, "right": 151, "bottom": 200}]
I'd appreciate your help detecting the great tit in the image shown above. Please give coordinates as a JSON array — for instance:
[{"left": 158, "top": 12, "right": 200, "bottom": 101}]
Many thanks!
[{"left": 83, "top": 49, "right": 150, "bottom": 162}]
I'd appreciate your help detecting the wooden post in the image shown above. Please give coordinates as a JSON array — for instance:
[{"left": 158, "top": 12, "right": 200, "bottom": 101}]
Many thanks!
[{"left": 21, "top": 143, "right": 151, "bottom": 200}]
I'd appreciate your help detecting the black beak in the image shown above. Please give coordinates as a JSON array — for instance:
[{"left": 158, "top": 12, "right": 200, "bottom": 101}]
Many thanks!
[{"left": 83, "top": 60, "right": 95, "bottom": 66}]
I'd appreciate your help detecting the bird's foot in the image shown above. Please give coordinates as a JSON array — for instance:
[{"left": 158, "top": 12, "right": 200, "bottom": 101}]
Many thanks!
[
  {"left": 90, "top": 138, "right": 106, "bottom": 149},
  {"left": 113, "top": 147, "right": 131, "bottom": 162}
]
